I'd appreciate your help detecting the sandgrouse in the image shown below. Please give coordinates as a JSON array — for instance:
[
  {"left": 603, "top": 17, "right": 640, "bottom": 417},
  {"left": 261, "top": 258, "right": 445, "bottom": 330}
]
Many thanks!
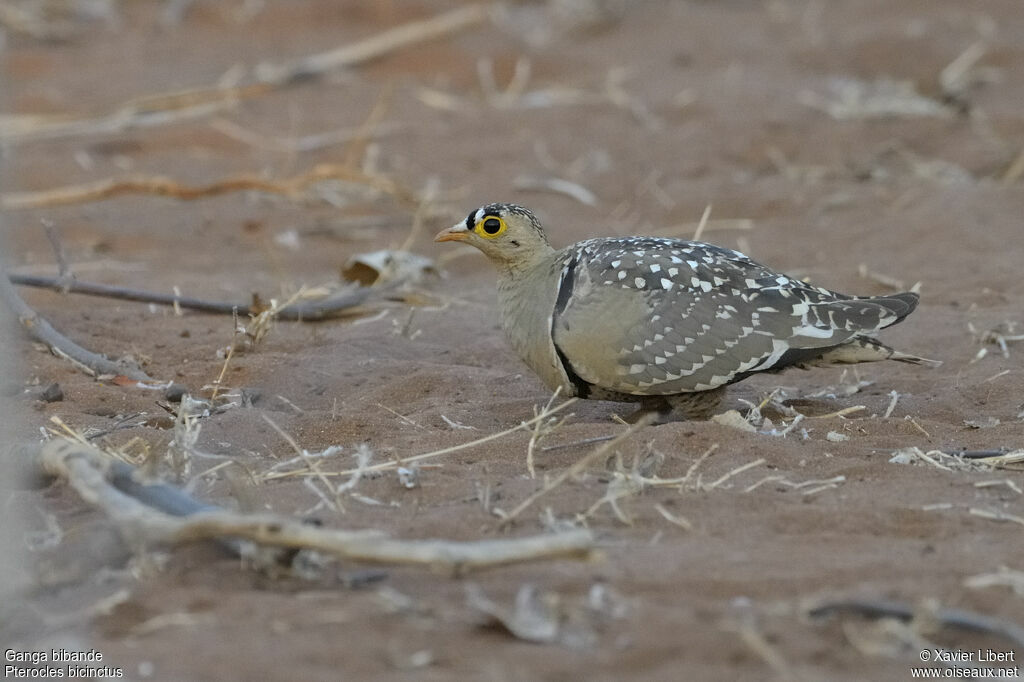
[{"left": 436, "top": 203, "right": 932, "bottom": 421}]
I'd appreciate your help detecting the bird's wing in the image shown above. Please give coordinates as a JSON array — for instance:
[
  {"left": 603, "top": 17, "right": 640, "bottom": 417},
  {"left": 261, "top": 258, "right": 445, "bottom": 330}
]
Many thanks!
[{"left": 551, "top": 238, "right": 915, "bottom": 395}]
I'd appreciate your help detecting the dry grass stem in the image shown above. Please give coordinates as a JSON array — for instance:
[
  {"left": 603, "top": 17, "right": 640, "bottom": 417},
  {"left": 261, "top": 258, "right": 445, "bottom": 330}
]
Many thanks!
[
  {"left": 724, "top": 613, "right": 794, "bottom": 679},
  {"left": 975, "top": 480, "right": 1024, "bottom": 495},
  {"left": 1, "top": 164, "right": 415, "bottom": 209},
  {"left": 1002, "top": 147, "right": 1024, "bottom": 185},
  {"left": 540, "top": 435, "right": 615, "bottom": 453},
  {"left": 969, "top": 508, "right": 1024, "bottom": 528},
  {"left": 905, "top": 416, "right": 932, "bottom": 439},
  {"left": 965, "top": 568, "right": 1024, "bottom": 596},
  {"left": 692, "top": 204, "right": 713, "bottom": 242},
  {"left": 513, "top": 176, "right": 598, "bottom": 206},
  {"left": 2, "top": 6, "right": 486, "bottom": 145},
  {"left": 681, "top": 444, "right": 719, "bottom": 489},
  {"left": 883, "top": 390, "right": 899, "bottom": 418},
  {"left": 653, "top": 504, "right": 692, "bottom": 530},
  {"left": 39, "top": 437, "right": 595, "bottom": 571},
  {"left": 891, "top": 447, "right": 1024, "bottom": 472},
  {"left": 0, "top": 83, "right": 267, "bottom": 145},
  {"left": 210, "top": 118, "right": 402, "bottom": 154},
  {"left": 810, "top": 405, "right": 866, "bottom": 420},
  {"left": 499, "top": 416, "right": 654, "bottom": 527},
  {"left": 652, "top": 218, "right": 754, "bottom": 238},
  {"left": 255, "top": 5, "right": 488, "bottom": 85},
  {"left": 526, "top": 387, "right": 568, "bottom": 478},
  {"left": 703, "top": 458, "right": 766, "bottom": 491},
  {"left": 265, "top": 398, "right": 579, "bottom": 481},
  {"left": 744, "top": 474, "right": 845, "bottom": 495},
  {"left": 799, "top": 77, "right": 951, "bottom": 120},
  {"left": 858, "top": 263, "right": 906, "bottom": 292}
]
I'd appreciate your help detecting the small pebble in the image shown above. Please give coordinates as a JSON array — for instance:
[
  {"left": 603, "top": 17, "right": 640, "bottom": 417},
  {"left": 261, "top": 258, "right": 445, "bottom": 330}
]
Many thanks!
[
  {"left": 39, "top": 382, "right": 64, "bottom": 403},
  {"left": 163, "top": 383, "right": 188, "bottom": 402}
]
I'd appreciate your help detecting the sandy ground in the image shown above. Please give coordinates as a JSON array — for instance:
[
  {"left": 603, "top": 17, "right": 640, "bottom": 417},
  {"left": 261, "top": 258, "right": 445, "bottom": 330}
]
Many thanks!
[{"left": 3, "top": 1, "right": 1024, "bottom": 680}]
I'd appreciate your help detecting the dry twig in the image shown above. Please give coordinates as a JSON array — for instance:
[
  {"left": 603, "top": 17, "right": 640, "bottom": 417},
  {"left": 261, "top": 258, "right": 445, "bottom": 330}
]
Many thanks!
[
  {"left": 9, "top": 273, "right": 386, "bottom": 321},
  {"left": 0, "top": 262, "right": 153, "bottom": 381},
  {"left": 0, "top": 164, "right": 415, "bottom": 209},
  {"left": 807, "top": 598, "right": 1024, "bottom": 650},
  {"left": 498, "top": 416, "right": 654, "bottom": 527},
  {"left": 1, "top": 5, "right": 487, "bottom": 145},
  {"left": 38, "top": 438, "right": 596, "bottom": 572}
]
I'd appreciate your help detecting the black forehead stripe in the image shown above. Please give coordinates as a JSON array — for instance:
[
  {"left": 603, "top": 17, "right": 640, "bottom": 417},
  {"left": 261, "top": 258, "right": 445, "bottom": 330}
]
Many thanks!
[{"left": 465, "top": 211, "right": 476, "bottom": 230}]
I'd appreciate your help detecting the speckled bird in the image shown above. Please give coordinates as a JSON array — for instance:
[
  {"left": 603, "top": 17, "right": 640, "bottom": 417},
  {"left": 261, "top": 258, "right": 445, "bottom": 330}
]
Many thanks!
[{"left": 436, "top": 203, "right": 934, "bottom": 421}]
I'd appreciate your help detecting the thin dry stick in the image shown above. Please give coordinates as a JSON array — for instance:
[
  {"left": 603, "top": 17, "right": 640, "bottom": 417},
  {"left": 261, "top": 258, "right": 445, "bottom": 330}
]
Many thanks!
[
  {"left": 0, "top": 83, "right": 269, "bottom": 145},
  {"left": 256, "top": 5, "right": 487, "bottom": 85},
  {"left": 809, "top": 405, "right": 866, "bottom": 420},
  {"left": 342, "top": 85, "right": 394, "bottom": 170},
  {"left": 703, "top": 458, "right": 766, "bottom": 491},
  {"left": 209, "top": 118, "right": 401, "bottom": 154},
  {"left": 526, "top": 387, "right": 564, "bottom": 478},
  {"left": 970, "top": 508, "right": 1024, "bottom": 528},
  {"left": 807, "top": 598, "right": 1024, "bottom": 650},
  {"left": 1, "top": 6, "right": 487, "bottom": 145},
  {"left": 883, "top": 390, "right": 899, "bottom": 418},
  {"left": 681, "top": 443, "right": 719, "bottom": 488},
  {"left": 692, "top": 204, "right": 713, "bottom": 241},
  {"left": 1002, "top": 147, "right": 1024, "bottom": 186},
  {"left": 0, "top": 262, "right": 152, "bottom": 381},
  {"left": 264, "top": 398, "right": 579, "bottom": 480},
  {"left": 499, "top": 416, "right": 654, "bottom": 527},
  {"left": 0, "top": 164, "right": 416, "bottom": 210},
  {"left": 9, "top": 273, "right": 384, "bottom": 321},
  {"left": 38, "top": 438, "right": 596, "bottom": 572}
]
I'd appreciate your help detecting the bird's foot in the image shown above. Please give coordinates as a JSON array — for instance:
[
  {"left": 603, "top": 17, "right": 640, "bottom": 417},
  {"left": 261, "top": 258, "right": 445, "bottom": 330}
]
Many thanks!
[{"left": 622, "top": 399, "right": 675, "bottom": 425}]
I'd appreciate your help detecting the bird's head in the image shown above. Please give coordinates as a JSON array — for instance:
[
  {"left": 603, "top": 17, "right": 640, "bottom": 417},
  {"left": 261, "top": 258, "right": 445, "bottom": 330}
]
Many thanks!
[{"left": 435, "top": 203, "right": 553, "bottom": 271}]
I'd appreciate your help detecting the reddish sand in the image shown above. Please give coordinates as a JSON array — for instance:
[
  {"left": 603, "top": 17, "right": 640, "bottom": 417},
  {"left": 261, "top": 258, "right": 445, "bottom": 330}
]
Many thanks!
[{"left": 3, "top": 1, "right": 1024, "bottom": 679}]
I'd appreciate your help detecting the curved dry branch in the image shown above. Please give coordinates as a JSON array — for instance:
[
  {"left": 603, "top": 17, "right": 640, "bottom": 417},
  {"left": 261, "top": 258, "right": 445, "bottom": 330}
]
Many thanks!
[
  {"left": 0, "top": 263, "right": 152, "bottom": 381},
  {"left": 0, "top": 164, "right": 416, "bottom": 209},
  {"left": 8, "top": 273, "right": 379, "bottom": 321},
  {"left": 38, "top": 438, "right": 596, "bottom": 573}
]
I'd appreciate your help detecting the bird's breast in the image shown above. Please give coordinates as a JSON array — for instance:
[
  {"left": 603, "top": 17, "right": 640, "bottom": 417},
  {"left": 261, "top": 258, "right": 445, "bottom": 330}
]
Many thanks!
[{"left": 495, "top": 263, "right": 572, "bottom": 394}]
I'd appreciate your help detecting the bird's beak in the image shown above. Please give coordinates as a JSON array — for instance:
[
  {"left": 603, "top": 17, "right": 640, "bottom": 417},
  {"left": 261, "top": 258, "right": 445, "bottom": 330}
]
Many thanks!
[{"left": 434, "top": 224, "right": 470, "bottom": 243}]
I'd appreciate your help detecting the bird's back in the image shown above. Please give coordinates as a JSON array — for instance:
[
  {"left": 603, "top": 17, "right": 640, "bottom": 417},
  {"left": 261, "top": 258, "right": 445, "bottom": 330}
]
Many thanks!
[{"left": 547, "top": 237, "right": 921, "bottom": 396}]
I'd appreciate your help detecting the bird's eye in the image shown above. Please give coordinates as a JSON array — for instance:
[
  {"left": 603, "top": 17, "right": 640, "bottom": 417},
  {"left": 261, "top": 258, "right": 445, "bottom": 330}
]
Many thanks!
[{"left": 475, "top": 215, "right": 506, "bottom": 239}]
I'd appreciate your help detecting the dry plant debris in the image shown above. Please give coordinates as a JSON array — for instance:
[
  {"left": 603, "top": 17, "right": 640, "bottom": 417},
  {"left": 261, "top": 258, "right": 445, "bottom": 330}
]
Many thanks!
[
  {"left": 264, "top": 397, "right": 579, "bottom": 482},
  {"left": 799, "top": 77, "right": 953, "bottom": 120},
  {"left": 807, "top": 598, "right": 1024, "bottom": 651},
  {"left": 0, "top": 260, "right": 153, "bottom": 382},
  {"left": 496, "top": 415, "right": 654, "bottom": 527},
  {"left": 0, "top": 164, "right": 416, "bottom": 209},
  {"left": 965, "top": 568, "right": 1024, "bottom": 597},
  {"left": 9, "top": 272, "right": 384, "bottom": 322},
  {"left": 36, "top": 437, "right": 597, "bottom": 573},
  {"left": 0, "top": 5, "right": 487, "bottom": 145},
  {"left": 890, "top": 447, "right": 1024, "bottom": 472},
  {"left": 340, "top": 250, "right": 439, "bottom": 287},
  {"left": 467, "top": 582, "right": 625, "bottom": 648}
]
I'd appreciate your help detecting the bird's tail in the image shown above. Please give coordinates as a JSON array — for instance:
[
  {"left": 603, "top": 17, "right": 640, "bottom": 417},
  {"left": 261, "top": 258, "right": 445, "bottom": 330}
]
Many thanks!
[{"left": 864, "top": 291, "right": 920, "bottom": 327}]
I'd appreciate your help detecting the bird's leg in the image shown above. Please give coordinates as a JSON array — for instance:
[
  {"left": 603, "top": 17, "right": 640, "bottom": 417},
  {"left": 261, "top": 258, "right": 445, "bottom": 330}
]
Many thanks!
[
  {"left": 665, "top": 387, "right": 726, "bottom": 421},
  {"left": 623, "top": 397, "right": 675, "bottom": 425}
]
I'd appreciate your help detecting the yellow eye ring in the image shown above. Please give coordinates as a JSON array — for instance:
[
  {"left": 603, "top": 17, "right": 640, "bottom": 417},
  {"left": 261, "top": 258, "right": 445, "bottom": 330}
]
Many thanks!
[{"left": 474, "top": 215, "right": 506, "bottom": 239}]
